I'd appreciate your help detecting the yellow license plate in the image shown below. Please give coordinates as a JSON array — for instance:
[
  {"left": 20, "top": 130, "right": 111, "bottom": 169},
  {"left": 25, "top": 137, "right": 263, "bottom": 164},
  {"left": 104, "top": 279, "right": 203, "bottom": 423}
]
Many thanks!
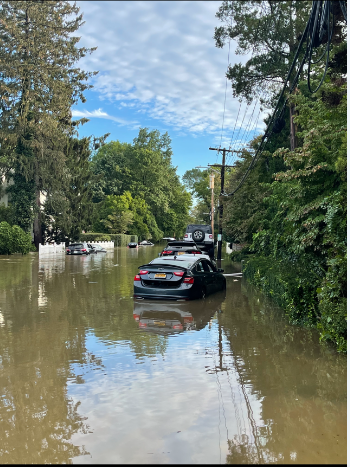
[
  {"left": 178, "top": 251, "right": 185, "bottom": 255},
  {"left": 153, "top": 320, "right": 166, "bottom": 326},
  {"left": 155, "top": 273, "right": 166, "bottom": 278}
]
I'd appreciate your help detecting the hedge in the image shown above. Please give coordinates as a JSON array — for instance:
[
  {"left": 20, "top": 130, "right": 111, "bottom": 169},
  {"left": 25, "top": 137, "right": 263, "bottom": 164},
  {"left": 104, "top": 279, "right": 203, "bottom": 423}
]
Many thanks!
[{"left": 79, "top": 233, "right": 138, "bottom": 246}]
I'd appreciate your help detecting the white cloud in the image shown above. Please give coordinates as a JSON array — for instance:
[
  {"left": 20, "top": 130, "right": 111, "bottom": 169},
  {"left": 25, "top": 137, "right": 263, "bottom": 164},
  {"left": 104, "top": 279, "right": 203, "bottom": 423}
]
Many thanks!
[
  {"left": 75, "top": 1, "right": 267, "bottom": 138},
  {"left": 71, "top": 108, "right": 139, "bottom": 127}
]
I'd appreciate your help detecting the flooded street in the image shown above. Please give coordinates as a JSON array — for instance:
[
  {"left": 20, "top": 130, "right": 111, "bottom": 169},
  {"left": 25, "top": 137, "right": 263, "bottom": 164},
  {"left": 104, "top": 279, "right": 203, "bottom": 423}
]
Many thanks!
[{"left": 0, "top": 245, "right": 346, "bottom": 464}]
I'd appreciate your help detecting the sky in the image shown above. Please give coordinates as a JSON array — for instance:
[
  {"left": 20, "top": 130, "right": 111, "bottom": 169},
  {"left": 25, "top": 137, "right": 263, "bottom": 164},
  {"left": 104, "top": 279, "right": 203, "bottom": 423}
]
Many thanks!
[{"left": 72, "top": 1, "right": 267, "bottom": 178}]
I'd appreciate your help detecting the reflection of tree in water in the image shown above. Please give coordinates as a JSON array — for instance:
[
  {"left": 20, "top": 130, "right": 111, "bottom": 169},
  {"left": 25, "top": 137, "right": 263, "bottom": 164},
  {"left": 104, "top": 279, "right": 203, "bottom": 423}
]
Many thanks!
[
  {"left": 226, "top": 434, "right": 260, "bottom": 464},
  {"left": 221, "top": 279, "right": 346, "bottom": 464},
  {"left": 0, "top": 261, "right": 93, "bottom": 463}
]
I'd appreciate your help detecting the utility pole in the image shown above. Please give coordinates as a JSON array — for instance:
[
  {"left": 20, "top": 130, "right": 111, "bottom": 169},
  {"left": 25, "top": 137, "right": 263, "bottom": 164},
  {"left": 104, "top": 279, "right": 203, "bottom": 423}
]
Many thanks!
[
  {"left": 209, "top": 173, "right": 215, "bottom": 237},
  {"left": 208, "top": 147, "right": 235, "bottom": 268}
]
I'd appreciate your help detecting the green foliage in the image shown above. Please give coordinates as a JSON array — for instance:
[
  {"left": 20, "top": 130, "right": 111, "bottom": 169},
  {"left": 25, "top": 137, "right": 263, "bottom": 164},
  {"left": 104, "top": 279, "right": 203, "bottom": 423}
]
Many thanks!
[
  {"left": 79, "top": 233, "right": 137, "bottom": 246},
  {"left": 5, "top": 169, "right": 36, "bottom": 231},
  {"left": 229, "top": 246, "right": 251, "bottom": 262},
  {"left": 214, "top": 1, "right": 311, "bottom": 106},
  {"left": 90, "top": 128, "right": 192, "bottom": 239},
  {"left": 242, "top": 80, "right": 347, "bottom": 352},
  {"left": 0, "top": 221, "right": 32, "bottom": 255},
  {"left": 0, "top": 203, "right": 14, "bottom": 225},
  {"left": 0, "top": 1, "right": 97, "bottom": 247},
  {"left": 94, "top": 234, "right": 111, "bottom": 242}
]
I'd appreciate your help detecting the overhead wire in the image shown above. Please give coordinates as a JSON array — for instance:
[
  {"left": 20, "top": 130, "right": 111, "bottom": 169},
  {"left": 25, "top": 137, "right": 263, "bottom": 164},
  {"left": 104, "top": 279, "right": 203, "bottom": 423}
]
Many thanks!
[
  {"left": 224, "top": 8, "right": 312, "bottom": 197},
  {"left": 224, "top": 0, "right": 346, "bottom": 197}
]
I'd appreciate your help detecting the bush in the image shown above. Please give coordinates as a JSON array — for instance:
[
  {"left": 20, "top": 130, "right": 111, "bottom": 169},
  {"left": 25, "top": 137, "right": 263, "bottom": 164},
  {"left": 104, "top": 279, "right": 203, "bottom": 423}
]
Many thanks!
[
  {"left": 0, "top": 221, "right": 33, "bottom": 255},
  {"left": 229, "top": 246, "right": 251, "bottom": 262},
  {"left": 94, "top": 234, "right": 111, "bottom": 241}
]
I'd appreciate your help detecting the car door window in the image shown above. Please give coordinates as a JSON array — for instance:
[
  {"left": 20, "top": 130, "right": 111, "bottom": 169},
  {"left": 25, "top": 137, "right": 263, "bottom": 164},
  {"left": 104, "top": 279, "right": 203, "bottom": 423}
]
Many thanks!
[
  {"left": 195, "top": 261, "right": 205, "bottom": 272},
  {"left": 205, "top": 262, "right": 214, "bottom": 272},
  {"left": 202, "top": 261, "right": 211, "bottom": 272}
]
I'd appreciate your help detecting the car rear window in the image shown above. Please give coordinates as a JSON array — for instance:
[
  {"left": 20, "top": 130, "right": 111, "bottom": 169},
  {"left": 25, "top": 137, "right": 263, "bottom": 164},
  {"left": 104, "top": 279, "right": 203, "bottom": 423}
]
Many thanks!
[
  {"left": 69, "top": 243, "right": 83, "bottom": 248},
  {"left": 149, "top": 259, "right": 196, "bottom": 268}
]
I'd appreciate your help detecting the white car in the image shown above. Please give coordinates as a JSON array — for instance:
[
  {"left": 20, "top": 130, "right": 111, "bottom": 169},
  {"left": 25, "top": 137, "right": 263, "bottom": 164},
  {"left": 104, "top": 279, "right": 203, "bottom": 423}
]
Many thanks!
[{"left": 183, "top": 224, "right": 214, "bottom": 258}]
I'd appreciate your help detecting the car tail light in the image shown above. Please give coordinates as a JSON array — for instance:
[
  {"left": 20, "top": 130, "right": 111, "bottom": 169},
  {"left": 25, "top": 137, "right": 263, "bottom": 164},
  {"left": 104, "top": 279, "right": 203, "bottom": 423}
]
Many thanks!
[
  {"left": 81, "top": 248, "right": 86, "bottom": 252},
  {"left": 193, "top": 251, "right": 201, "bottom": 254},
  {"left": 184, "top": 277, "right": 194, "bottom": 284},
  {"left": 163, "top": 250, "right": 173, "bottom": 255},
  {"left": 173, "top": 324, "right": 183, "bottom": 329},
  {"left": 174, "top": 271, "right": 184, "bottom": 276},
  {"left": 139, "top": 322, "right": 147, "bottom": 328},
  {"left": 134, "top": 274, "right": 141, "bottom": 281},
  {"left": 139, "top": 270, "right": 148, "bottom": 275},
  {"left": 133, "top": 314, "right": 140, "bottom": 321},
  {"left": 184, "top": 234, "right": 188, "bottom": 238},
  {"left": 66, "top": 249, "right": 70, "bottom": 252},
  {"left": 184, "top": 316, "right": 193, "bottom": 323},
  {"left": 209, "top": 234, "right": 213, "bottom": 239}
]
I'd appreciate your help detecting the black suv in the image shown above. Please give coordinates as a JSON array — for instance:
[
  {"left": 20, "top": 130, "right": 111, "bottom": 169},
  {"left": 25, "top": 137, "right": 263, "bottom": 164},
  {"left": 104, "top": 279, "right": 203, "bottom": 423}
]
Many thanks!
[{"left": 183, "top": 224, "right": 214, "bottom": 258}]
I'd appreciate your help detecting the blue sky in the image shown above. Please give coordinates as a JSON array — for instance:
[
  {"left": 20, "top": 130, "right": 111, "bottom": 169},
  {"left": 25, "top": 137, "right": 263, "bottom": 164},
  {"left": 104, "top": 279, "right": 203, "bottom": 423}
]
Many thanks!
[{"left": 72, "top": 1, "right": 267, "bottom": 178}]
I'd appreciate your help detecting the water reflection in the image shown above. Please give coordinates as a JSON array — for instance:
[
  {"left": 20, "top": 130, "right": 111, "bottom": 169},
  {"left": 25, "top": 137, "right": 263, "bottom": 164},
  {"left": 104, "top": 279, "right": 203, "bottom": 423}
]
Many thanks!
[
  {"left": 0, "top": 250, "right": 346, "bottom": 464},
  {"left": 133, "top": 292, "right": 225, "bottom": 334}
]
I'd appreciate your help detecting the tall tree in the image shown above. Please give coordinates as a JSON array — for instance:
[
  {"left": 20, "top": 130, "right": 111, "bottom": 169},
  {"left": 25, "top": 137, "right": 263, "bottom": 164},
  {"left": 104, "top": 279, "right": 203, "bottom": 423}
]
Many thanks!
[
  {"left": 0, "top": 1, "right": 97, "bottom": 248},
  {"left": 214, "top": 1, "right": 311, "bottom": 106}
]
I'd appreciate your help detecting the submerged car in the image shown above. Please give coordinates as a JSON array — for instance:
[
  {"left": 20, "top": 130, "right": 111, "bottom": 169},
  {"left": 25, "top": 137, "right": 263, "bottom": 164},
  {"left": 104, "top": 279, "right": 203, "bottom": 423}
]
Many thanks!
[
  {"left": 91, "top": 244, "right": 107, "bottom": 253},
  {"left": 139, "top": 240, "right": 154, "bottom": 246},
  {"left": 128, "top": 242, "right": 138, "bottom": 248},
  {"left": 133, "top": 254, "right": 225, "bottom": 300},
  {"left": 66, "top": 242, "right": 91, "bottom": 255}
]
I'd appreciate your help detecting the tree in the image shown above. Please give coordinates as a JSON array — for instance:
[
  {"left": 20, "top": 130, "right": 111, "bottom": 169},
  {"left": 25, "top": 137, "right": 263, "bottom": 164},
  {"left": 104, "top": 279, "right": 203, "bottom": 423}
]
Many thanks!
[
  {"left": 90, "top": 128, "right": 192, "bottom": 239},
  {"left": 43, "top": 136, "right": 96, "bottom": 243},
  {"left": 214, "top": 1, "right": 311, "bottom": 106},
  {"left": 0, "top": 1, "right": 97, "bottom": 248}
]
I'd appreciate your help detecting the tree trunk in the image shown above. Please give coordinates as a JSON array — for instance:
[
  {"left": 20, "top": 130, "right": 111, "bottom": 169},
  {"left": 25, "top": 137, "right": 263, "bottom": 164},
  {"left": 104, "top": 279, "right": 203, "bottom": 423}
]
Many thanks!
[{"left": 33, "top": 179, "right": 42, "bottom": 250}]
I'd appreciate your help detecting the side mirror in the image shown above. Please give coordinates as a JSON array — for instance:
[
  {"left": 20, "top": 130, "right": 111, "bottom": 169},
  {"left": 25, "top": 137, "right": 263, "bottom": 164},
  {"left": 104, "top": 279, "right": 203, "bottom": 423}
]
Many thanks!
[{"left": 217, "top": 268, "right": 224, "bottom": 273}]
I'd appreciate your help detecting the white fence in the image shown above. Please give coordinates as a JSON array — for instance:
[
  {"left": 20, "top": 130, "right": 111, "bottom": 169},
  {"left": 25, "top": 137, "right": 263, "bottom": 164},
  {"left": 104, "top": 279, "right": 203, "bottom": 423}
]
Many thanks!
[
  {"left": 89, "top": 241, "right": 114, "bottom": 249},
  {"left": 226, "top": 242, "right": 245, "bottom": 254},
  {"left": 39, "top": 243, "right": 66, "bottom": 255}
]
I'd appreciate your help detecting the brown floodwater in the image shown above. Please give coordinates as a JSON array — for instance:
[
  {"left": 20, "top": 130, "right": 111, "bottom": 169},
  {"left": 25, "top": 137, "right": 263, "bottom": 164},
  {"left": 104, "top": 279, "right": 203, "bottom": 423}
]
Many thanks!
[{"left": 0, "top": 245, "right": 346, "bottom": 464}]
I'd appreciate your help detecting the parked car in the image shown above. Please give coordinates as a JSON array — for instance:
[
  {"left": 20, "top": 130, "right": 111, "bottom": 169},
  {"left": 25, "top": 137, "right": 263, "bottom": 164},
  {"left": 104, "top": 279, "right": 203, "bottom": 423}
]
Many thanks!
[
  {"left": 90, "top": 244, "right": 107, "bottom": 253},
  {"left": 183, "top": 224, "right": 214, "bottom": 258},
  {"left": 139, "top": 240, "right": 154, "bottom": 246},
  {"left": 133, "top": 254, "right": 225, "bottom": 300},
  {"left": 128, "top": 242, "right": 138, "bottom": 248},
  {"left": 160, "top": 241, "right": 207, "bottom": 257},
  {"left": 66, "top": 242, "right": 91, "bottom": 255},
  {"left": 87, "top": 243, "right": 98, "bottom": 254}
]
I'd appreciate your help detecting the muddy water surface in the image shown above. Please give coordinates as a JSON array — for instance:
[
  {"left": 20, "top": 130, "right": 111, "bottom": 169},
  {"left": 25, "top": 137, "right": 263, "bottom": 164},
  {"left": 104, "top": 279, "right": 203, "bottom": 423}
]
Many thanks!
[{"left": 0, "top": 246, "right": 346, "bottom": 463}]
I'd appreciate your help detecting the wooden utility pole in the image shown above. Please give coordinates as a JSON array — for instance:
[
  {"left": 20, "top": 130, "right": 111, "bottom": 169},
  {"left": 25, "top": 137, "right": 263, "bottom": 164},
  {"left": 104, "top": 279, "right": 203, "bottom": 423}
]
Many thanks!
[
  {"left": 209, "top": 173, "right": 215, "bottom": 237},
  {"left": 208, "top": 148, "right": 235, "bottom": 268}
]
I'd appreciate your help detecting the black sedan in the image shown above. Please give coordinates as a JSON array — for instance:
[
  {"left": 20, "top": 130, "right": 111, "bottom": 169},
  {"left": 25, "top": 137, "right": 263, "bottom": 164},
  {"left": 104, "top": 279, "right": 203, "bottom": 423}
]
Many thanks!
[
  {"left": 133, "top": 254, "right": 226, "bottom": 300},
  {"left": 128, "top": 242, "right": 138, "bottom": 248}
]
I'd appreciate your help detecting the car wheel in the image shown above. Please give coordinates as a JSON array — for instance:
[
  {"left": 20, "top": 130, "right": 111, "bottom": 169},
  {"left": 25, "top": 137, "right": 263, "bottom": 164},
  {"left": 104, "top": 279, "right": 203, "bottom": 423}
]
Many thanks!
[
  {"left": 192, "top": 229, "right": 205, "bottom": 242},
  {"left": 200, "top": 286, "right": 207, "bottom": 299}
]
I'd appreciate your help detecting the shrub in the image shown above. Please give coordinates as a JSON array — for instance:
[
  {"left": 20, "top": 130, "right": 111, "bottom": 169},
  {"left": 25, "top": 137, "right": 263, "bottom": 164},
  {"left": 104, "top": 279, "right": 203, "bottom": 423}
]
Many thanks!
[{"left": 0, "top": 221, "right": 32, "bottom": 255}]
